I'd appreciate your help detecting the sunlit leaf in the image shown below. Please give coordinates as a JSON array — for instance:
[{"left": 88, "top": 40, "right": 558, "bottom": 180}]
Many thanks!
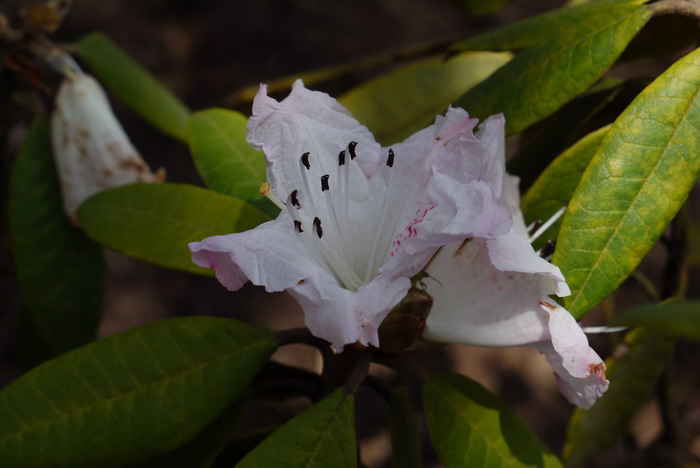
[
  {"left": 453, "top": 1, "right": 651, "bottom": 135},
  {"left": 451, "top": 0, "right": 648, "bottom": 52},
  {"left": 423, "top": 373, "right": 563, "bottom": 468},
  {"left": 521, "top": 125, "right": 609, "bottom": 249},
  {"left": 8, "top": 118, "right": 104, "bottom": 354},
  {"left": 612, "top": 301, "right": 700, "bottom": 341},
  {"left": 340, "top": 51, "right": 512, "bottom": 145},
  {"left": 554, "top": 47, "right": 700, "bottom": 318},
  {"left": 76, "top": 33, "right": 191, "bottom": 141},
  {"left": 77, "top": 183, "right": 268, "bottom": 275},
  {"left": 563, "top": 330, "right": 673, "bottom": 465},
  {"left": 0, "top": 317, "right": 277, "bottom": 468},
  {"left": 236, "top": 388, "right": 356, "bottom": 468},
  {"left": 188, "top": 109, "right": 276, "bottom": 217}
]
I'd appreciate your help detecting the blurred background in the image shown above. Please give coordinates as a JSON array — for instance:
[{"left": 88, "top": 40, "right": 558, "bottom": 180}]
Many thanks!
[{"left": 2, "top": 1, "right": 700, "bottom": 466}]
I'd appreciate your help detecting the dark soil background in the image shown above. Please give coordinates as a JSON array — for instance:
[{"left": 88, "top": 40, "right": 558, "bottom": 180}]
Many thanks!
[{"left": 2, "top": 0, "right": 700, "bottom": 466}]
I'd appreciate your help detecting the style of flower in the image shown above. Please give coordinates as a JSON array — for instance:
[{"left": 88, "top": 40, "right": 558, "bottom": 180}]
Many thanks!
[
  {"left": 51, "top": 70, "right": 163, "bottom": 224},
  {"left": 189, "top": 80, "right": 608, "bottom": 408}
]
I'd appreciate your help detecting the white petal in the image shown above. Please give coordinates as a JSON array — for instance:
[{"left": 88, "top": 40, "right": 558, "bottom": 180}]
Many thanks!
[
  {"left": 246, "top": 80, "right": 381, "bottom": 202},
  {"left": 189, "top": 216, "right": 320, "bottom": 292},
  {"left": 51, "top": 74, "right": 160, "bottom": 222}
]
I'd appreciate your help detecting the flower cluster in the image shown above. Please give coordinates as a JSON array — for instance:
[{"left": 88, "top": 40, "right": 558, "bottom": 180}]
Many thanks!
[{"left": 189, "top": 80, "right": 608, "bottom": 408}]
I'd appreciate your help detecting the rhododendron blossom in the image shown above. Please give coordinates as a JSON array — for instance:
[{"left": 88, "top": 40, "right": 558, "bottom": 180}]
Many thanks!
[{"left": 189, "top": 80, "right": 608, "bottom": 408}]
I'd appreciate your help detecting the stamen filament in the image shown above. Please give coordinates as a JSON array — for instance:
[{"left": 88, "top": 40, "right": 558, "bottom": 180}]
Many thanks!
[{"left": 529, "top": 206, "right": 566, "bottom": 243}]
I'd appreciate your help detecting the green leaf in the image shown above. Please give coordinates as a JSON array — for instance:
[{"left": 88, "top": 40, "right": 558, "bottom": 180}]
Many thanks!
[
  {"left": 133, "top": 395, "right": 250, "bottom": 468},
  {"left": 75, "top": 32, "right": 191, "bottom": 141},
  {"left": 563, "top": 330, "right": 673, "bottom": 465},
  {"left": 389, "top": 387, "right": 422, "bottom": 468},
  {"left": 453, "top": 1, "right": 651, "bottom": 135},
  {"left": 188, "top": 109, "right": 276, "bottom": 217},
  {"left": 235, "top": 388, "right": 356, "bottom": 468},
  {"left": 508, "top": 79, "right": 620, "bottom": 191},
  {"left": 521, "top": 125, "right": 609, "bottom": 249},
  {"left": 451, "top": 0, "right": 647, "bottom": 52},
  {"left": 0, "top": 317, "right": 278, "bottom": 468},
  {"left": 553, "top": 47, "right": 700, "bottom": 318},
  {"left": 339, "top": 51, "right": 512, "bottom": 145},
  {"left": 77, "top": 183, "right": 269, "bottom": 275},
  {"left": 8, "top": 118, "right": 104, "bottom": 354},
  {"left": 423, "top": 373, "right": 563, "bottom": 468},
  {"left": 448, "top": 0, "right": 512, "bottom": 17},
  {"left": 612, "top": 301, "right": 700, "bottom": 341}
]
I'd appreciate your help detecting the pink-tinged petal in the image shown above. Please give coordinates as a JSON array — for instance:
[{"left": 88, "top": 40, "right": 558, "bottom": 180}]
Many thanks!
[
  {"left": 423, "top": 240, "right": 550, "bottom": 347},
  {"left": 486, "top": 228, "right": 571, "bottom": 297},
  {"left": 536, "top": 301, "right": 609, "bottom": 409},
  {"left": 423, "top": 240, "right": 607, "bottom": 408},
  {"left": 474, "top": 113, "right": 506, "bottom": 196},
  {"left": 189, "top": 216, "right": 321, "bottom": 292},
  {"left": 246, "top": 80, "right": 381, "bottom": 201},
  {"left": 288, "top": 273, "right": 411, "bottom": 351}
]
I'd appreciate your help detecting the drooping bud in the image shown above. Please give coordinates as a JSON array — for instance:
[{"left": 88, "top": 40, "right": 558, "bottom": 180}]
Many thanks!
[
  {"left": 51, "top": 72, "right": 164, "bottom": 224},
  {"left": 378, "top": 287, "right": 435, "bottom": 353}
]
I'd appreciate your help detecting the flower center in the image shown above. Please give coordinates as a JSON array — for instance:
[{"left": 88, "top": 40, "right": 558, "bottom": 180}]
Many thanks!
[{"left": 273, "top": 142, "right": 398, "bottom": 291}]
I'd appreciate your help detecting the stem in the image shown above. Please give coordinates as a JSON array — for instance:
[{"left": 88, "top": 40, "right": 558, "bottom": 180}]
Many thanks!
[
  {"left": 371, "top": 351, "right": 428, "bottom": 383},
  {"left": 343, "top": 349, "right": 371, "bottom": 395},
  {"left": 650, "top": 0, "right": 700, "bottom": 20}
]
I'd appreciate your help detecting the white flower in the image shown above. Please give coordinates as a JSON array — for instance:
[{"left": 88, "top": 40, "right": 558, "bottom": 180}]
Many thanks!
[
  {"left": 189, "top": 80, "right": 608, "bottom": 408},
  {"left": 190, "top": 80, "right": 512, "bottom": 351},
  {"left": 51, "top": 72, "right": 163, "bottom": 224}
]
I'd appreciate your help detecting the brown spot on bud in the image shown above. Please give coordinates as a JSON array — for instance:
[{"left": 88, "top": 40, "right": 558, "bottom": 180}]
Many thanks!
[
  {"left": 454, "top": 238, "right": 473, "bottom": 257},
  {"left": 589, "top": 362, "right": 606, "bottom": 380},
  {"left": 539, "top": 301, "right": 557, "bottom": 311}
]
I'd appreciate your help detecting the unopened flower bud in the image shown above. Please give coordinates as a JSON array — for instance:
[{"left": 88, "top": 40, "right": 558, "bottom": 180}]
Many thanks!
[
  {"left": 51, "top": 72, "right": 164, "bottom": 224},
  {"left": 378, "top": 287, "right": 434, "bottom": 353}
]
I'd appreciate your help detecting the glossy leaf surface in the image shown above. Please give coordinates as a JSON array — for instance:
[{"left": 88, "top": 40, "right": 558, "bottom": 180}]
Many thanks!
[
  {"left": 8, "top": 118, "right": 104, "bottom": 354},
  {"left": 76, "top": 33, "right": 191, "bottom": 141},
  {"left": 0, "top": 317, "right": 277, "bottom": 468},
  {"left": 235, "top": 388, "right": 356, "bottom": 468},
  {"left": 423, "top": 373, "right": 562, "bottom": 468},
  {"left": 340, "top": 51, "right": 511, "bottom": 145},
  {"left": 454, "top": 1, "right": 651, "bottom": 135},
  {"left": 554, "top": 47, "right": 700, "bottom": 318},
  {"left": 78, "top": 183, "right": 268, "bottom": 275}
]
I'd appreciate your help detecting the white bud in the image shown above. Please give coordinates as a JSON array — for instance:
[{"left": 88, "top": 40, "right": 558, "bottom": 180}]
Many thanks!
[{"left": 51, "top": 73, "right": 164, "bottom": 224}]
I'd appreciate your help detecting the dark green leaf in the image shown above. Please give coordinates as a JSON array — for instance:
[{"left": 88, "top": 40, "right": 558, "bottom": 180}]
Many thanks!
[
  {"left": 612, "top": 301, "right": 700, "bottom": 341},
  {"left": 508, "top": 79, "right": 620, "bottom": 190},
  {"left": 389, "top": 387, "right": 422, "bottom": 468},
  {"left": 451, "top": 0, "right": 647, "bottom": 52},
  {"left": 449, "top": 0, "right": 511, "bottom": 17},
  {"left": 521, "top": 125, "right": 609, "bottom": 249},
  {"left": 340, "top": 51, "right": 511, "bottom": 145},
  {"left": 553, "top": 47, "right": 700, "bottom": 318},
  {"left": 133, "top": 395, "right": 250, "bottom": 468},
  {"left": 76, "top": 33, "right": 190, "bottom": 141},
  {"left": 188, "top": 109, "right": 276, "bottom": 217},
  {"left": 8, "top": 118, "right": 104, "bottom": 354},
  {"left": 423, "top": 373, "right": 562, "bottom": 468},
  {"left": 0, "top": 317, "right": 278, "bottom": 468},
  {"left": 235, "top": 388, "right": 356, "bottom": 468},
  {"left": 453, "top": 1, "right": 651, "bottom": 135},
  {"left": 563, "top": 330, "right": 673, "bottom": 465},
  {"left": 77, "top": 183, "right": 269, "bottom": 275}
]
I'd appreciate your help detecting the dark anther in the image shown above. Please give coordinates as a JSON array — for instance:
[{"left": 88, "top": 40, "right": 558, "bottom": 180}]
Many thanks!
[
  {"left": 386, "top": 148, "right": 395, "bottom": 167},
  {"left": 529, "top": 219, "right": 542, "bottom": 235},
  {"left": 539, "top": 240, "right": 555, "bottom": 258},
  {"left": 301, "top": 152, "right": 311, "bottom": 170},
  {"left": 321, "top": 174, "right": 330, "bottom": 191},
  {"left": 313, "top": 217, "right": 323, "bottom": 239},
  {"left": 348, "top": 141, "right": 357, "bottom": 159},
  {"left": 338, "top": 150, "right": 346, "bottom": 166},
  {"left": 290, "top": 189, "right": 301, "bottom": 208},
  {"left": 294, "top": 220, "right": 303, "bottom": 233}
]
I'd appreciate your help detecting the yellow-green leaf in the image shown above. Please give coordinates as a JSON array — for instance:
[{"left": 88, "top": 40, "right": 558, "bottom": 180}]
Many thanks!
[{"left": 554, "top": 47, "right": 700, "bottom": 318}]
